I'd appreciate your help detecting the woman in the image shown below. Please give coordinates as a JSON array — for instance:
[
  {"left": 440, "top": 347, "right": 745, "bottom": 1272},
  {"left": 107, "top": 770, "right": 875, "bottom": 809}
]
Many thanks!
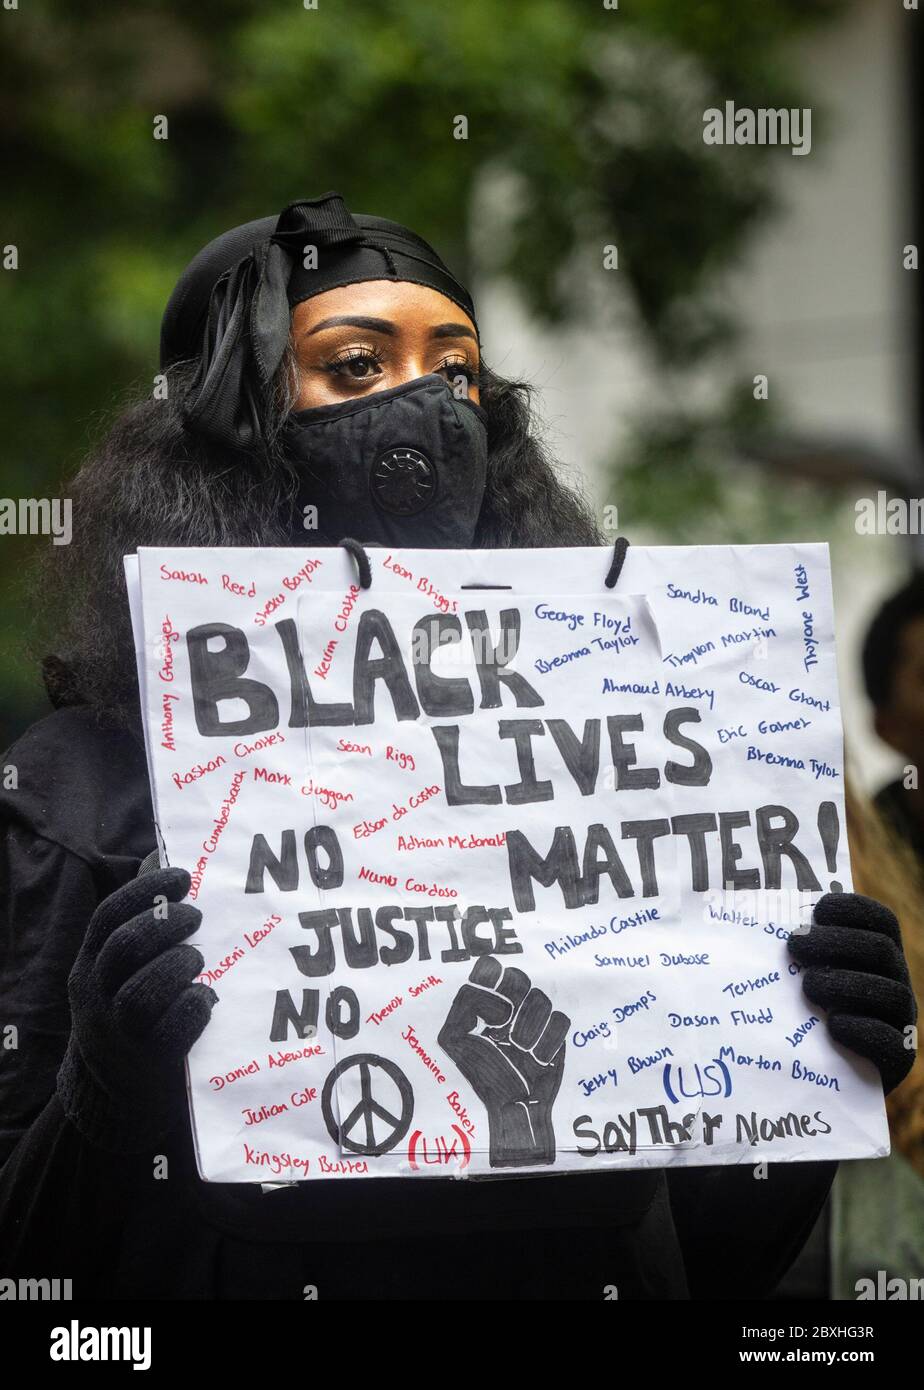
[{"left": 0, "top": 192, "right": 916, "bottom": 1300}]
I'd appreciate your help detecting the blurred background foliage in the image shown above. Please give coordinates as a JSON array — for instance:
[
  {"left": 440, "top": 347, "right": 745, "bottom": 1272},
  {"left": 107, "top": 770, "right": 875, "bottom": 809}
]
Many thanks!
[{"left": 0, "top": 0, "right": 846, "bottom": 744}]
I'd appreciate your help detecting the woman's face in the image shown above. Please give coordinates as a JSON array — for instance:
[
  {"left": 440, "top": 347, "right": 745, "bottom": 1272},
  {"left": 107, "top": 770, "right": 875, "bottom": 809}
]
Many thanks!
[{"left": 289, "top": 280, "right": 481, "bottom": 410}]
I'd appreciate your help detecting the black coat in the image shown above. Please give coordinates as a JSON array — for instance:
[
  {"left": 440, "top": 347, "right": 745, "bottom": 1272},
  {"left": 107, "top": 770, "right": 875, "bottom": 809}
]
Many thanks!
[{"left": 0, "top": 706, "right": 835, "bottom": 1299}]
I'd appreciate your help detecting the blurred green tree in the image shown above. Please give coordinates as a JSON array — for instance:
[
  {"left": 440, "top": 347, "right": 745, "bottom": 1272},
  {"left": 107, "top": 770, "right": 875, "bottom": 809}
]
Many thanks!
[{"left": 0, "top": 0, "right": 845, "bottom": 740}]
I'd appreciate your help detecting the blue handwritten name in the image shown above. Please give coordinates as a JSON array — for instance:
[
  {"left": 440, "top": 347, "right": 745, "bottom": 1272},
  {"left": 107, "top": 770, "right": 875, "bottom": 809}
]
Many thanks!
[
  {"left": 730, "top": 596, "right": 770, "bottom": 621},
  {"left": 666, "top": 582, "right": 718, "bottom": 607}
]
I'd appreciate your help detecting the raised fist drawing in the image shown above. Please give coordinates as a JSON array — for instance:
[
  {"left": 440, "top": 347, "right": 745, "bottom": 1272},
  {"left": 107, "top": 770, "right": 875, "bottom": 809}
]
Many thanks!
[{"left": 438, "top": 956, "right": 570, "bottom": 1167}]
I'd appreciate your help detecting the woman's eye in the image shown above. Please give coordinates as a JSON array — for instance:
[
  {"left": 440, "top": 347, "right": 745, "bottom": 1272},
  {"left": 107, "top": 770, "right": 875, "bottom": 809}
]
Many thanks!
[
  {"left": 325, "top": 350, "right": 383, "bottom": 382},
  {"left": 438, "top": 360, "right": 479, "bottom": 386}
]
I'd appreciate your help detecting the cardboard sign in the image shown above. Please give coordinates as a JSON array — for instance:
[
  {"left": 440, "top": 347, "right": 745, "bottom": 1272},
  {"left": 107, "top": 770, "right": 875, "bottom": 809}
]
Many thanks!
[{"left": 125, "top": 542, "right": 889, "bottom": 1183}]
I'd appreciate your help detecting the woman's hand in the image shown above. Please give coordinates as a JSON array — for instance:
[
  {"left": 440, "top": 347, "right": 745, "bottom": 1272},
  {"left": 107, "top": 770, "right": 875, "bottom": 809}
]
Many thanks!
[
  {"left": 57, "top": 866, "right": 217, "bottom": 1152},
  {"left": 786, "top": 892, "right": 917, "bottom": 1094}
]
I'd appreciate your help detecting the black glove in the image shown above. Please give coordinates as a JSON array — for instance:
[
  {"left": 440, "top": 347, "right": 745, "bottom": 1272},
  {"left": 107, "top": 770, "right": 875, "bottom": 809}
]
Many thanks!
[
  {"left": 57, "top": 866, "right": 217, "bottom": 1152},
  {"left": 787, "top": 892, "right": 917, "bottom": 1094}
]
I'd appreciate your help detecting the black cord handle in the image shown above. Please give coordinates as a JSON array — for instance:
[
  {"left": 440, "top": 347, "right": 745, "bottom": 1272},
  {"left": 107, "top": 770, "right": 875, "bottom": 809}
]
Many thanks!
[
  {"left": 338, "top": 535, "right": 631, "bottom": 593},
  {"left": 338, "top": 537, "right": 375, "bottom": 589},
  {"left": 604, "top": 536, "right": 630, "bottom": 589}
]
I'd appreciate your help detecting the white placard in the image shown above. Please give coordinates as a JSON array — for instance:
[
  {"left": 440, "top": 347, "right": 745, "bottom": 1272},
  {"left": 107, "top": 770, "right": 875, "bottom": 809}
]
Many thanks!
[{"left": 125, "top": 542, "right": 888, "bottom": 1182}]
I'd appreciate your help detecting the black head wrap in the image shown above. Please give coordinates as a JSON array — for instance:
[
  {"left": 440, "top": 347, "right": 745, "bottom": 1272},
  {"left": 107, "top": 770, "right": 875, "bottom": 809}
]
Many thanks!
[{"left": 159, "top": 191, "right": 478, "bottom": 456}]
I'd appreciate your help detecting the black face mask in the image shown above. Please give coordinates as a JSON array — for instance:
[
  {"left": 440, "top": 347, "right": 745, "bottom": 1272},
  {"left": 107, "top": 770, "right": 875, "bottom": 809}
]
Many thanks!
[{"left": 284, "top": 373, "right": 489, "bottom": 548}]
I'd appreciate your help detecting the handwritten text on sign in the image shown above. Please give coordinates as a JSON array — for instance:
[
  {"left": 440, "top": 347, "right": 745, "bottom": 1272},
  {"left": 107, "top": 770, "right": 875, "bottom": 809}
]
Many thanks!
[{"left": 128, "top": 543, "right": 888, "bottom": 1182}]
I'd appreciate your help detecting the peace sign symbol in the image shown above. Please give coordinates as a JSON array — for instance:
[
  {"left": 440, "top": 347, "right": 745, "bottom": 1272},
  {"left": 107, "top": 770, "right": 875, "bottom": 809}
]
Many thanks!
[{"left": 321, "top": 1054, "right": 415, "bottom": 1156}]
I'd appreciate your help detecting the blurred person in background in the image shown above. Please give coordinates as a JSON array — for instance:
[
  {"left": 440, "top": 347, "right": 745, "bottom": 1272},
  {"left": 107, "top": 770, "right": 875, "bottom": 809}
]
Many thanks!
[
  {"left": 862, "top": 574, "right": 924, "bottom": 870},
  {"left": 0, "top": 193, "right": 916, "bottom": 1301},
  {"left": 829, "top": 774, "right": 924, "bottom": 1297}
]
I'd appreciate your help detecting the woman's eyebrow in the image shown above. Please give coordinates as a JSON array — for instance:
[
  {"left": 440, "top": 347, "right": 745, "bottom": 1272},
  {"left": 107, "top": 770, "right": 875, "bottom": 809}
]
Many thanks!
[
  {"left": 301, "top": 315, "right": 397, "bottom": 337},
  {"left": 300, "top": 315, "right": 478, "bottom": 343},
  {"left": 429, "top": 322, "right": 477, "bottom": 342}
]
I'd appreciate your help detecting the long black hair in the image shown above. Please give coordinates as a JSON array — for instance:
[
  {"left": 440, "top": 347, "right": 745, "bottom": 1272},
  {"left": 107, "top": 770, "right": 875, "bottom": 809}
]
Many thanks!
[{"left": 38, "top": 354, "right": 603, "bottom": 723}]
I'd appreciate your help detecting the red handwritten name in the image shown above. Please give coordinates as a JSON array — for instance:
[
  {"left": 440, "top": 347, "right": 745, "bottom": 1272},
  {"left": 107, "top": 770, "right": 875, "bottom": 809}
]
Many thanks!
[
  {"left": 160, "top": 691, "right": 180, "bottom": 751},
  {"left": 158, "top": 615, "right": 180, "bottom": 684},
  {"left": 234, "top": 733, "right": 286, "bottom": 758},
  {"left": 314, "top": 638, "right": 337, "bottom": 680},
  {"left": 253, "top": 767, "right": 293, "bottom": 787},
  {"left": 172, "top": 754, "right": 226, "bottom": 792},
  {"left": 221, "top": 573, "right": 256, "bottom": 597},
  {"left": 366, "top": 995, "right": 403, "bottom": 1026},
  {"left": 353, "top": 784, "right": 442, "bottom": 839},
  {"left": 383, "top": 554, "right": 457, "bottom": 615},
  {"left": 334, "top": 584, "right": 361, "bottom": 632},
  {"left": 267, "top": 1043, "right": 325, "bottom": 1070},
  {"left": 159, "top": 564, "right": 208, "bottom": 585},
  {"left": 243, "top": 913, "right": 282, "bottom": 950},
  {"left": 242, "top": 1089, "right": 317, "bottom": 1127},
  {"left": 337, "top": 738, "right": 372, "bottom": 756},
  {"left": 300, "top": 780, "right": 353, "bottom": 810},
  {"left": 253, "top": 558, "right": 324, "bottom": 627},
  {"left": 242, "top": 1144, "right": 311, "bottom": 1177},
  {"left": 210, "top": 1057, "right": 260, "bottom": 1091},
  {"left": 405, "top": 877, "right": 457, "bottom": 899},
  {"left": 190, "top": 773, "right": 246, "bottom": 896}
]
